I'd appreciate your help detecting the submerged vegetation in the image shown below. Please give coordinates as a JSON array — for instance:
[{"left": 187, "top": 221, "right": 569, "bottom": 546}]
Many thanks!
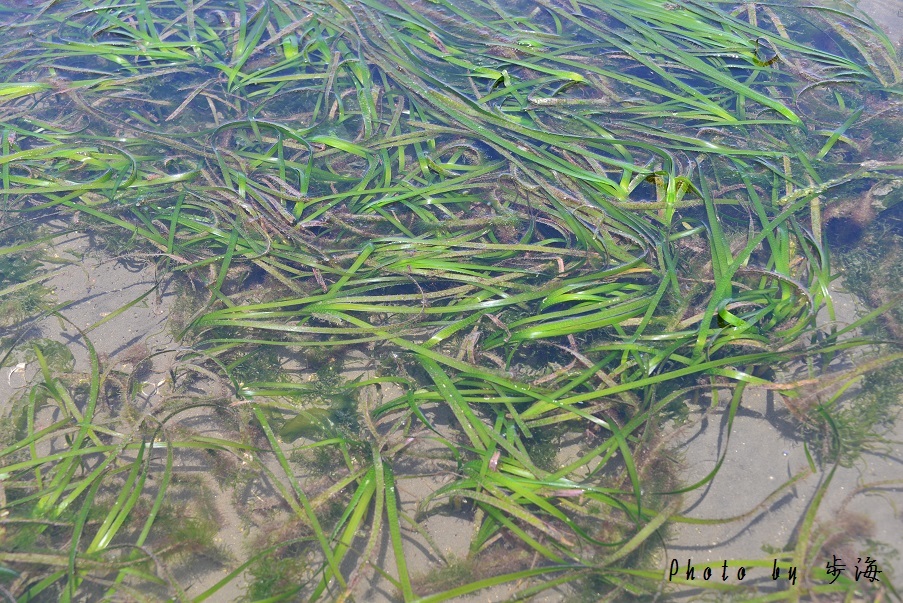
[{"left": 0, "top": 0, "right": 901, "bottom": 600}]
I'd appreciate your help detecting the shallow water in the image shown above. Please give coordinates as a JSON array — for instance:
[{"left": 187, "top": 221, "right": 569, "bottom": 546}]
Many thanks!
[{"left": 0, "top": 1, "right": 901, "bottom": 601}]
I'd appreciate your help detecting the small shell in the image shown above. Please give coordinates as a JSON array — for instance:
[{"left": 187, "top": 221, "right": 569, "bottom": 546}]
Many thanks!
[
  {"left": 488, "top": 450, "right": 501, "bottom": 471},
  {"left": 7, "top": 362, "right": 26, "bottom": 386}
]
